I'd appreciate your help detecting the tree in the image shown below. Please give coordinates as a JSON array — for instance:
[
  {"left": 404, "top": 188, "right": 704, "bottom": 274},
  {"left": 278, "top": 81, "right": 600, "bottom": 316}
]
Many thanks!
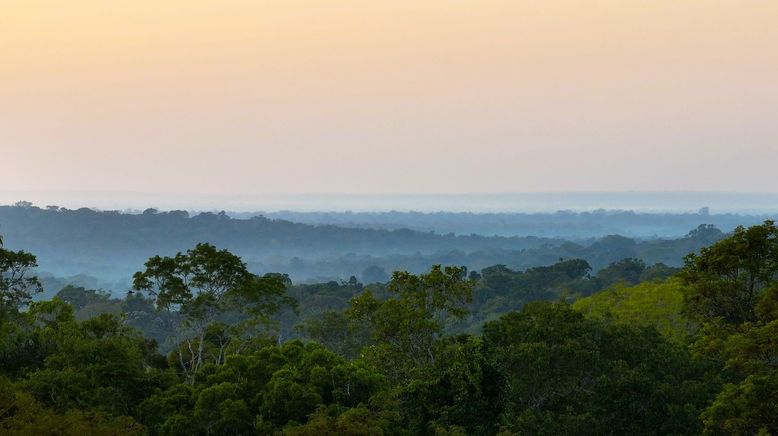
[
  {"left": 639, "top": 262, "right": 680, "bottom": 282},
  {"left": 596, "top": 258, "right": 646, "bottom": 288},
  {"left": 701, "top": 374, "right": 778, "bottom": 435},
  {"left": 55, "top": 285, "right": 112, "bottom": 311},
  {"left": 132, "top": 243, "right": 294, "bottom": 380},
  {"left": 0, "top": 379, "right": 145, "bottom": 435},
  {"left": 283, "top": 404, "right": 390, "bottom": 436},
  {"left": 400, "top": 335, "right": 502, "bottom": 435},
  {"left": 483, "top": 302, "right": 720, "bottom": 435},
  {"left": 573, "top": 278, "right": 694, "bottom": 343},
  {"left": 138, "top": 340, "right": 388, "bottom": 434},
  {"left": 0, "top": 244, "right": 43, "bottom": 313},
  {"left": 686, "top": 224, "right": 725, "bottom": 246},
  {"left": 680, "top": 220, "right": 778, "bottom": 324},
  {"left": 0, "top": 297, "right": 171, "bottom": 428},
  {"left": 674, "top": 222, "right": 778, "bottom": 435},
  {"left": 348, "top": 265, "right": 473, "bottom": 379},
  {"left": 296, "top": 310, "right": 370, "bottom": 359},
  {"left": 13, "top": 201, "right": 33, "bottom": 208}
]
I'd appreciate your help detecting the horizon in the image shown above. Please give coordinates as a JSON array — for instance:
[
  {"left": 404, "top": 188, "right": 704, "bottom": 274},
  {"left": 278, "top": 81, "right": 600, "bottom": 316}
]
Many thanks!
[{"left": 3, "top": 190, "right": 778, "bottom": 214}]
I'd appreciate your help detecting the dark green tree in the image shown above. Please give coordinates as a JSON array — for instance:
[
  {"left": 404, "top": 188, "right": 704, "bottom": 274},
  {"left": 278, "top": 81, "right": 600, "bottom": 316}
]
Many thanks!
[
  {"left": 701, "top": 373, "right": 778, "bottom": 435},
  {"left": 681, "top": 220, "right": 778, "bottom": 324},
  {"left": 348, "top": 265, "right": 473, "bottom": 379},
  {"left": 0, "top": 244, "right": 43, "bottom": 313},
  {"left": 483, "top": 302, "right": 720, "bottom": 435},
  {"left": 132, "top": 243, "right": 294, "bottom": 381},
  {"left": 296, "top": 310, "right": 370, "bottom": 359},
  {"left": 680, "top": 222, "right": 778, "bottom": 435},
  {"left": 596, "top": 258, "right": 646, "bottom": 288}
]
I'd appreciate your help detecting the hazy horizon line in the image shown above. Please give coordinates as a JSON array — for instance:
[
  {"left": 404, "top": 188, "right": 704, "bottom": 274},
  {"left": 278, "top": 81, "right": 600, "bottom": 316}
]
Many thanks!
[
  {"left": 5, "top": 189, "right": 778, "bottom": 196},
  {"left": 3, "top": 190, "right": 778, "bottom": 214}
]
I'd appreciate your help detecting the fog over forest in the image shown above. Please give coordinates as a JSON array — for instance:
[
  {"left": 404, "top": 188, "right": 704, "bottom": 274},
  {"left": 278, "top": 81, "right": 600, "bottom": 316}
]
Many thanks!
[{"left": 1, "top": 201, "right": 771, "bottom": 294}]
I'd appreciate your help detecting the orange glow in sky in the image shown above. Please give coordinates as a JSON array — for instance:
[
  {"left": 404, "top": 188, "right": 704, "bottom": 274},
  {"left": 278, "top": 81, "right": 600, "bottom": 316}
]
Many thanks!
[{"left": 2, "top": 1, "right": 778, "bottom": 195}]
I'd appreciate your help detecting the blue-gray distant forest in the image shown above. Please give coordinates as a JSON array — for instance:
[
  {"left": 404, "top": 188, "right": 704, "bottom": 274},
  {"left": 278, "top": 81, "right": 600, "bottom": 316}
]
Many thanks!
[
  {"left": 248, "top": 208, "right": 771, "bottom": 238},
  {"left": 0, "top": 203, "right": 757, "bottom": 290}
]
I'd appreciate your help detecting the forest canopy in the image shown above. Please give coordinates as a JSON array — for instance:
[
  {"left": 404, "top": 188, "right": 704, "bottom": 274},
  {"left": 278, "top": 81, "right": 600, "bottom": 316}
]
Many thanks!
[{"left": 2, "top": 221, "right": 778, "bottom": 434}]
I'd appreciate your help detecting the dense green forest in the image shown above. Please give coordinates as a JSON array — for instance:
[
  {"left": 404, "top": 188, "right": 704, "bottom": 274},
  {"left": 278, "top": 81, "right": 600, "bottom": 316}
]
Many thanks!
[
  {"left": 2, "top": 221, "right": 778, "bottom": 434},
  {"left": 0, "top": 203, "right": 731, "bottom": 287}
]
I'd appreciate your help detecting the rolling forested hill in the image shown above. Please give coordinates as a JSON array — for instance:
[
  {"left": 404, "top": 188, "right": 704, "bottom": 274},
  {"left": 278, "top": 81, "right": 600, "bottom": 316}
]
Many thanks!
[{"left": 0, "top": 204, "right": 727, "bottom": 287}]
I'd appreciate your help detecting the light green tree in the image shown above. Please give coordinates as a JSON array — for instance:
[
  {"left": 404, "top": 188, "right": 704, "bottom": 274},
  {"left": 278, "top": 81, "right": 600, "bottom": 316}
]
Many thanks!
[{"left": 573, "top": 278, "right": 693, "bottom": 343}]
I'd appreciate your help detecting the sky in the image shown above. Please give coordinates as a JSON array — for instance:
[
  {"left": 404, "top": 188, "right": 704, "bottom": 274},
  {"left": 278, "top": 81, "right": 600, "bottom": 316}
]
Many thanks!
[{"left": 2, "top": 1, "right": 778, "bottom": 198}]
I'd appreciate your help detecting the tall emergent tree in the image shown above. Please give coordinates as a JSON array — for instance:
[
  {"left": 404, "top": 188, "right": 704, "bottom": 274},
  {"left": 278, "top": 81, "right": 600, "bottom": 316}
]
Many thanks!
[{"left": 132, "top": 243, "right": 294, "bottom": 380}]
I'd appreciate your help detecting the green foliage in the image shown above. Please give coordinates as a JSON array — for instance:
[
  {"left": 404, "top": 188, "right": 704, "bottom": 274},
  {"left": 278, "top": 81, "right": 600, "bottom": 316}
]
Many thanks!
[
  {"left": 0, "top": 295, "right": 169, "bottom": 434},
  {"left": 573, "top": 278, "right": 693, "bottom": 343},
  {"left": 640, "top": 262, "right": 681, "bottom": 282},
  {"left": 132, "top": 243, "right": 254, "bottom": 314},
  {"left": 0, "top": 245, "right": 43, "bottom": 313},
  {"left": 716, "top": 320, "right": 778, "bottom": 376},
  {"left": 55, "top": 285, "right": 124, "bottom": 321},
  {"left": 463, "top": 259, "right": 599, "bottom": 332},
  {"left": 132, "top": 243, "right": 295, "bottom": 380},
  {"left": 681, "top": 220, "right": 778, "bottom": 324},
  {"left": 755, "top": 283, "right": 778, "bottom": 322},
  {"left": 12, "top": 300, "right": 173, "bottom": 417},
  {"left": 595, "top": 257, "right": 646, "bottom": 287},
  {"left": 401, "top": 335, "right": 502, "bottom": 435},
  {"left": 0, "top": 381, "right": 145, "bottom": 435},
  {"left": 348, "top": 265, "right": 473, "bottom": 379},
  {"left": 483, "top": 302, "right": 720, "bottom": 435},
  {"left": 296, "top": 310, "right": 370, "bottom": 359},
  {"left": 679, "top": 221, "right": 778, "bottom": 434},
  {"left": 56, "top": 285, "right": 112, "bottom": 310},
  {"left": 701, "top": 374, "right": 778, "bottom": 435},
  {"left": 136, "top": 340, "right": 389, "bottom": 434}
]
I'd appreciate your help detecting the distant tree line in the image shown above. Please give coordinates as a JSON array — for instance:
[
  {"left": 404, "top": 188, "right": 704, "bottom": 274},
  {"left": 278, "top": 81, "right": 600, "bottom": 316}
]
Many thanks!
[
  {"left": 257, "top": 208, "right": 774, "bottom": 238},
  {"left": 0, "top": 203, "right": 728, "bottom": 286}
]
